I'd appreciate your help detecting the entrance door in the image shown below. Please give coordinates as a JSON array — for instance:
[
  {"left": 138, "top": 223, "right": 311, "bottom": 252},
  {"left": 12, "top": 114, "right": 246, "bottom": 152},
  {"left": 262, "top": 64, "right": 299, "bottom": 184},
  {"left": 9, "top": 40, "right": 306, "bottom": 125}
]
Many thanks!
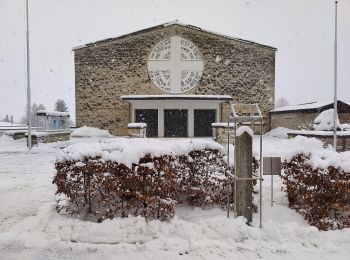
[
  {"left": 164, "top": 109, "right": 188, "bottom": 137},
  {"left": 194, "top": 109, "right": 216, "bottom": 137},
  {"left": 135, "top": 109, "right": 158, "bottom": 137}
]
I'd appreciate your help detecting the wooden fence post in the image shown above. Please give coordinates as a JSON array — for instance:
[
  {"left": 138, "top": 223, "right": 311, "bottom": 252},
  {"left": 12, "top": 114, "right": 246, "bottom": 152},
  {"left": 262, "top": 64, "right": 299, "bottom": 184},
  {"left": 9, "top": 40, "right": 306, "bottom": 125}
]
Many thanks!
[{"left": 235, "top": 130, "right": 253, "bottom": 223}]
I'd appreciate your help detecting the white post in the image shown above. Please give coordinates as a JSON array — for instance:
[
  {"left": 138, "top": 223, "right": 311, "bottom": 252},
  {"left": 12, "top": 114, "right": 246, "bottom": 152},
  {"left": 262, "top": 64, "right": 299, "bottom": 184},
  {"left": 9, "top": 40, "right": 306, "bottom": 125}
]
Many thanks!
[
  {"left": 25, "top": 0, "right": 32, "bottom": 149},
  {"left": 333, "top": 1, "right": 338, "bottom": 149}
]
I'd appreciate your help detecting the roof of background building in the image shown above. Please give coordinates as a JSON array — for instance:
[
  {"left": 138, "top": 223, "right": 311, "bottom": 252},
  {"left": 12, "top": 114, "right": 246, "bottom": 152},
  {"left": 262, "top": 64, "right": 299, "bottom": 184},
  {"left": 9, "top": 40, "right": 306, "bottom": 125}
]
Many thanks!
[
  {"left": 270, "top": 100, "right": 350, "bottom": 113},
  {"left": 72, "top": 20, "right": 277, "bottom": 51},
  {"left": 36, "top": 110, "right": 70, "bottom": 117}
]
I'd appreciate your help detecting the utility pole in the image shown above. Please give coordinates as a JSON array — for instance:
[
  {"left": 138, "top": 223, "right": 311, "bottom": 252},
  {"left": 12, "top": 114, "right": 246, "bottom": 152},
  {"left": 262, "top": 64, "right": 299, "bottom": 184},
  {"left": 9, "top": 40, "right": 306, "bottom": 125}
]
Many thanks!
[
  {"left": 25, "top": 0, "right": 32, "bottom": 149},
  {"left": 333, "top": 1, "right": 338, "bottom": 149}
]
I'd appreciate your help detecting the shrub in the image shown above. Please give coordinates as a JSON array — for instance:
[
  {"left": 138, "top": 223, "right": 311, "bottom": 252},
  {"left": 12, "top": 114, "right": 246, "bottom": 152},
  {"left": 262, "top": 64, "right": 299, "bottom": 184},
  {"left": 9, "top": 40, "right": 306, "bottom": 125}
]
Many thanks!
[
  {"left": 53, "top": 149, "right": 231, "bottom": 222},
  {"left": 282, "top": 154, "right": 350, "bottom": 230}
]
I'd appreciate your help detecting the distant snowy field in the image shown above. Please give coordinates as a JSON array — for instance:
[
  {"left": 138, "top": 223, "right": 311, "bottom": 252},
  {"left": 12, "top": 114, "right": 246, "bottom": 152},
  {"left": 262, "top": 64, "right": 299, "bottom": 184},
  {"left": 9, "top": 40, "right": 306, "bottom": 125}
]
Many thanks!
[{"left": 0, "top": 132, "right": 350, "bottom": 260}]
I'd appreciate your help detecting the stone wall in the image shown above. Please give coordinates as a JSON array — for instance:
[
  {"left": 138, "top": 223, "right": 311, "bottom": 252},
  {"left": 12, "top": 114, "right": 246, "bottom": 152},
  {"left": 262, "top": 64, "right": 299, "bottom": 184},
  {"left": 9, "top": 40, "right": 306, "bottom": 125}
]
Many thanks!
[{"left": 75, "top": 24, "right": 276, "bottom": 135}]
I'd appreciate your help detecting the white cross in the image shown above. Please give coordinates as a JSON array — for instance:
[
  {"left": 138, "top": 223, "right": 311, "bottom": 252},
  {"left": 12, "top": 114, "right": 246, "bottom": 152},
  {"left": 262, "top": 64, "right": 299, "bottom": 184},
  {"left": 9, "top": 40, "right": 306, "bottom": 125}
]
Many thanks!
[{"left": 148, "top": 36, "right": 204, "bottom": 93}]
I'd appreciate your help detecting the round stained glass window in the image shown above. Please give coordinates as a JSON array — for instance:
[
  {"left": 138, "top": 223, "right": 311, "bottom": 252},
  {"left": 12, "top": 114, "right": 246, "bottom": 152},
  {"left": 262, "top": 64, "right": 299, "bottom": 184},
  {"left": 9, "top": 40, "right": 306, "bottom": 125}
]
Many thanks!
[{"left": 147, "top": 36, "right": 204, "bottom": 94}]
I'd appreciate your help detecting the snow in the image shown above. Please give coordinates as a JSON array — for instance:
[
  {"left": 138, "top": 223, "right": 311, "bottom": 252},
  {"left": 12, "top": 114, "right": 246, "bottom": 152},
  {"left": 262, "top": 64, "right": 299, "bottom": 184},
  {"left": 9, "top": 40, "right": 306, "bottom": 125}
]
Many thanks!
[
  {"left": 1, "top": 133, "right": 350, "bottom": 259},
  {"left": 36, "top": 110, "right": 70, "bottom": 117},
  {"left": 313, "top": 109, "right": 341, "bottom": 131},
  {"left": 24, "top": 131, "right": 70, "bottom": 137},
  {"left": 0, "top": 122, "right": 23, "bottom": 127},
  {"left": 236, "top": 126, "right": 254, "bottom": 137},
  {"left": 288, "top": 130, "right": 350, "bottom": 136},
  {"left": 59, "top": 138, "right": 223, "bottom": 168},
  {"left": 70, "top": 126, "right": 112, "bottom": 138},
  {"left": 341, "top": 123, "right": 350, "bottom": 131},
  {"left": 211, "top": 122, "right": 235, "bottom": 128},
  {"left": 270, "top": 101, "right": 348, "bottom": 113},
  {"left": 128, "top": 122, "right": 147, "bottom": 128},
  {"left": 265, "top": 127, "right": 291, "bottom": 138}
]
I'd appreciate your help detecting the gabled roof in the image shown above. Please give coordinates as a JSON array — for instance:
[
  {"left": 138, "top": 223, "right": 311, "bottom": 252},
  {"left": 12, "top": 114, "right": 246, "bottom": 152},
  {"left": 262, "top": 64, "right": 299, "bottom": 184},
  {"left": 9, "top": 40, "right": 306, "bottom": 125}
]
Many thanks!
[
  {"left": 72, "top": 20, "right": 277, "bottom": 51},
  {"left": 270, "top": 100, "right": 350, "bottom": 114}
]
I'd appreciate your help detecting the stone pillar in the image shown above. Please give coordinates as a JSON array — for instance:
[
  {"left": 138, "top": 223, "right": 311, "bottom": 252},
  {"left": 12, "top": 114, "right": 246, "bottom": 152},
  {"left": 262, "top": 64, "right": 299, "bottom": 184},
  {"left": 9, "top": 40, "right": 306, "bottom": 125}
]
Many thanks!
[
  {"left": 212, "top": 123, "right": 235, "bottom": 145},
  {"left": 127, "top": 123, "right": 147, "bottom": 138},
  {"left": 235, "top": 130, "right": 253, "bottom": 223}
]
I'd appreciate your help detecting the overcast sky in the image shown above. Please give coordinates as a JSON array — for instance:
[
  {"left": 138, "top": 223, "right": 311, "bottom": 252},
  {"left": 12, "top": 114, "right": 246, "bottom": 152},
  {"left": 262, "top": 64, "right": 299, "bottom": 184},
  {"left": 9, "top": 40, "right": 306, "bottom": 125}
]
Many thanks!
[{"left": 1, "top": 0, "right": 349, "bottom": 122}]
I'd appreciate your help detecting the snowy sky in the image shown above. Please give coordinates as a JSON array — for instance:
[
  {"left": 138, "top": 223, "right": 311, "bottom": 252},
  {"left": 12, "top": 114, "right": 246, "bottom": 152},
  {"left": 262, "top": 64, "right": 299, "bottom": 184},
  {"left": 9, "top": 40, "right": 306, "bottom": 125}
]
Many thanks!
[{"left": 1, "top": 0, "right": 349, "bottom": 123}]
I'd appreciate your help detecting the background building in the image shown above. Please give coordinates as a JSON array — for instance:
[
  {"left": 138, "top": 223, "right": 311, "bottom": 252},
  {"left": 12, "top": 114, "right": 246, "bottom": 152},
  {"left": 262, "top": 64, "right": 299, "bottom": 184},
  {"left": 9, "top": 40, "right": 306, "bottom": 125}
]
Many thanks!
[
  {"left": 269, "top": 100, "right": 350, "bottom": 130},
  {"left": 74, "top": 22, "right": 276, "bottom": 137}
]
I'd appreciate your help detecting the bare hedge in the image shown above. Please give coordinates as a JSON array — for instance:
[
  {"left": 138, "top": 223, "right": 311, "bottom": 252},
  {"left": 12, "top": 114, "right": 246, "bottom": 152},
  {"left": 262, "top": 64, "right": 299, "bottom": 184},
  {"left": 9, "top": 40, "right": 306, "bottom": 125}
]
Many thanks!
[
  {"left": 282, "top": 154, "right": 350, "bottom": 230},
  {"left": 53, "top": 149, "right": 231, "bottom": 222}
]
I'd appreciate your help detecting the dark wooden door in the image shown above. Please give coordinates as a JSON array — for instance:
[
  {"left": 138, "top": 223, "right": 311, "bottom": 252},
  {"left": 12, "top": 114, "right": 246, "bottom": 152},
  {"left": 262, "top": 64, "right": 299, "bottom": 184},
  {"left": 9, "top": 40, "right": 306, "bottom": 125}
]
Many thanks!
[
  {"left": 164, "top": 109, "right": 188, "bottom": 137},
  {"left": 194, "top": 109, "right": 216, "bottom": 137},
  {"left": 135, "top": 109, "right": 158, "bottom": 137}
]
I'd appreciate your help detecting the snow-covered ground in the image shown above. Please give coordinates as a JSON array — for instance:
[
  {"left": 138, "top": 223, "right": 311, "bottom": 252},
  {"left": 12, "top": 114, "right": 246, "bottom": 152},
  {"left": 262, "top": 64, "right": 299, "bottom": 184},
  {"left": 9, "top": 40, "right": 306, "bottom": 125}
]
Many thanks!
[{"left": 0, "top": 133, "right": 350, "bottom": 260}]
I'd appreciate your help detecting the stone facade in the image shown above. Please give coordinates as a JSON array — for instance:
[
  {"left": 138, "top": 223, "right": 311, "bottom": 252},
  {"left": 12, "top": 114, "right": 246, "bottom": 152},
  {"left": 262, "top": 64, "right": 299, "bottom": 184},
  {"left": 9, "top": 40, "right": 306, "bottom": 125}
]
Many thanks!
[{"left": 74, "top": 23, "right": 276, "bottom": 135}]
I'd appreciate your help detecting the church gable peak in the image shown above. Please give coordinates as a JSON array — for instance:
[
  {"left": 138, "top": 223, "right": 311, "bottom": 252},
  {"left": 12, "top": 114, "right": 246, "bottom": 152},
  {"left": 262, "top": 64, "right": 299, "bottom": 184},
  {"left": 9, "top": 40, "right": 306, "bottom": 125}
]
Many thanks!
[{"left": 72, "top": 21, "right": 276, "bottom": 52}]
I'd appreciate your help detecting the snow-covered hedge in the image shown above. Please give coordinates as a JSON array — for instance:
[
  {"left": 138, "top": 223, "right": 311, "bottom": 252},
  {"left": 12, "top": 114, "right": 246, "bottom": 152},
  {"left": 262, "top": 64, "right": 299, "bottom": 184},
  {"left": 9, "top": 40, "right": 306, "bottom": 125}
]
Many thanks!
[
  {"left": 53, "top": 149, "right": 230, "bottom": 222},
  {"left": 282, "top": 154, "right": 350, "bottom": 230}
]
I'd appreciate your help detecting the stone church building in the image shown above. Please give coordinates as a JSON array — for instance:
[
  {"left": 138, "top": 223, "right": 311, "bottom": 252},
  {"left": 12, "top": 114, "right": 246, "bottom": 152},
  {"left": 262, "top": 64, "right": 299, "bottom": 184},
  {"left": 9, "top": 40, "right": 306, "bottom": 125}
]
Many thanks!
[{"left": 74, "top": 21, "right": 276, "bottom": 137}]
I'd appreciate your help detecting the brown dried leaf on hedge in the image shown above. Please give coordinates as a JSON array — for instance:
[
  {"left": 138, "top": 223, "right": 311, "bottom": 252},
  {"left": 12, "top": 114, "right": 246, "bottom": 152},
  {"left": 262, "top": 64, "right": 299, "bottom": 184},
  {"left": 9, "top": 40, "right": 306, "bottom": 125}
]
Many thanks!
[
  {"left": 53, "top": 149, "right": 238, "bottom": 222},
  {"left": 282, "top": 154, "right": 350, "bottom": 230}
]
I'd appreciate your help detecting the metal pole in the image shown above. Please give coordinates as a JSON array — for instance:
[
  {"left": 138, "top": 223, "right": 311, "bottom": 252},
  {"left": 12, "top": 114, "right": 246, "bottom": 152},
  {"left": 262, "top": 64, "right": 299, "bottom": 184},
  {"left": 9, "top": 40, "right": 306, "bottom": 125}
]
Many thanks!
[
  {"left": 271, "top": 174, "right": 273, "bottom": 207},
  {"left": 227, "top": 115, "right": 230, "bottom": 218},
  {"left": 25, "top": 0, "right": 32, "bottom": 149},
  {"left": 333, "top": 1, "right": 338, "bottom": 149},
  {"left": 234, "top": 118, "right": 237, "bottom": 217},
  {"left": 259, "top": 117, "right": 263, "bottom": 228}
]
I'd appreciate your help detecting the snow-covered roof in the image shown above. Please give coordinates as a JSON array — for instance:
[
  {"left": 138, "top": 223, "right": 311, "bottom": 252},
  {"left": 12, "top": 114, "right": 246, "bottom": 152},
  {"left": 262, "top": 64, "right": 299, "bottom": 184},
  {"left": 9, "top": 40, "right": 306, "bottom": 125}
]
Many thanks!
[
  {"left": 121, "top": 95, "right": 232, "bottom": 101},
  {"left": 36, "top": 110, "right": 70, "bottom": 117},
  {"left": 72, "top": 21, "right": 277, "bottom": 51},
  {"left": 270, "top": 100, "right": 350, "bottom": 113}
]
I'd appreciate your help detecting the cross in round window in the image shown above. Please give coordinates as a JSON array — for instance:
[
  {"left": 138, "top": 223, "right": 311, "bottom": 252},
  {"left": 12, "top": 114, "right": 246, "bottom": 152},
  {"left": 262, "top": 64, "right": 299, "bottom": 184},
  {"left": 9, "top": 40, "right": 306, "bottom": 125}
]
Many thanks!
[{"left": 147, "top": 36, "right": 204, "bottom": 94}]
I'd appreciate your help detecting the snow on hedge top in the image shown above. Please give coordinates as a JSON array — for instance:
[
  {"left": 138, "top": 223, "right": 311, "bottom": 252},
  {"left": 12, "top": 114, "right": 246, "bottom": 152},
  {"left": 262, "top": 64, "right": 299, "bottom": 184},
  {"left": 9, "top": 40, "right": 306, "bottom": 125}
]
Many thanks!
[
  {"left": 307, "top": 149, "right": 350, "bottom": 173},
  {"left": 58, "top": 138, "right": 223, "bottom": 168},
  {"left": 313, "top": 109, "right": 341, "bottom": 131},
  {"left": 278, "top": 135, "right": 350, "bottom": 172},
  {"left": 236, "top": 126, "right": 253, "bottom": 137},
  {"left": 70, "top": 126, "right": 112, "bottom": 138}
]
